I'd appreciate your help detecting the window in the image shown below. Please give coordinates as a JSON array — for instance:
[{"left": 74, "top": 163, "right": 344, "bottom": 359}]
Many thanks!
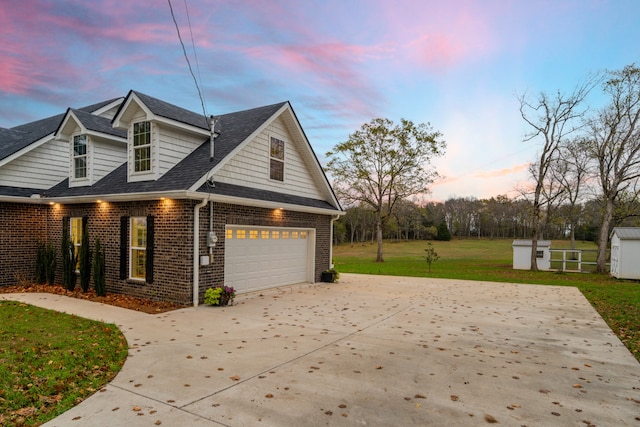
[
  {"left": 261, "top": 230, "right": 270, "bottom": 239},
  {"left": 130, "top": 217, "right": 147, "bottom": 280},
  {"left": 249, "top": 230, "right": 258, "bottom": 239},
  {"left": 73, "top": 135, "right": 87, "bottom": 179},
  {"left": 226, "top": 229, "right": 233, "bottom": 239},
  {"left": 70, "top": 217, "right": 83, "bottom": 269},
  {"left": 536, "top": 250, "right": 544, "bottom": 258},
  {"left": 133, "top": 121, "right": 151, "bottom": 172},
  {"left": 237, "top": 229, "right": 246, "bottom": 239},
  {"left": 270, "top": 137, "right": 284, "bottom": 181}
]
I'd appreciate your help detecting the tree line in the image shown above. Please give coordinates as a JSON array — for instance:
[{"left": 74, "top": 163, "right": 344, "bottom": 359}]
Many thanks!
[{"left": 332, "top": 195, "right": 640, "bottom": 245}]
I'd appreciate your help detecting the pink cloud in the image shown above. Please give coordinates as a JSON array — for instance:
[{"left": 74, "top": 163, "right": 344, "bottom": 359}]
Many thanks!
[{"left": 474, "top": 163, "right": 530, "bottom": 179}]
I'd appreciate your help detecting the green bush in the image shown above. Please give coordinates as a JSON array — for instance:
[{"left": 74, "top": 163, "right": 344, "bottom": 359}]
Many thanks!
[
  {"left": 93, "top": 238, "right": 106, "bottom": 297},
  {"left": 45, "top": 242, "right": 56, "bottom": 285},
  {"left": 79, "top": 223, "right": 91, "bottom": 292},
  {"left": 204, "top": 286, "right": 235, "bottom": 306},
  {"left": 35, "top": 242, "right": 47, "bottom": 284}
]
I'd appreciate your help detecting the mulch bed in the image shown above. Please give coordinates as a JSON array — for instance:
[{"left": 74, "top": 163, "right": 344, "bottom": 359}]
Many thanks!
[{"left": 0, "top": 283, "right": 186, "bottom": 314}]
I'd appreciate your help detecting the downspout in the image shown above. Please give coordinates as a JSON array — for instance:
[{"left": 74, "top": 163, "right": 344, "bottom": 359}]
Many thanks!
[
  {"left": 193, "top": 198, "right": 208, "bottom": 306},
  {"left": 329, "top": 214, "right": 341, "bottom": 268}
]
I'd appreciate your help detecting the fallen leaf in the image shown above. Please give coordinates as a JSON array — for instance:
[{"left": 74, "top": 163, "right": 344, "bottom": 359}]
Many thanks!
[
  {"left": 376, "top": 366, "right": 383, "bottom": 370},
  {"left": 338, "top": 404, "right": 347, "bottom": 408},
  {"left": 265, "top": 394, "right": 274, "bottom": 398},
  {"left": 133, "top": 406, "right": 142, "bottom": 412},
  {"left": 551, "top": 412, "right": 560, "bottom": 416},
  {"left": 230, "top": 376, "right": 240, "bottom": 381},
  {"left": 573, "top": 384, "right": 582, "bottom": 389},
  {"left": 451, "top": 395, "right": 459, "bottom": 401},
  {"left": 155, "top": 421, "right": 162, "bottom": 426},
  {"left": 112, "top": 407, "right": 120, "bottom": 411},
  {"left": 484, "top": 414, "right": 498, "bottom": 423},
  {"left": 415, "top": 394, "right": 426, "bottom": 399}
]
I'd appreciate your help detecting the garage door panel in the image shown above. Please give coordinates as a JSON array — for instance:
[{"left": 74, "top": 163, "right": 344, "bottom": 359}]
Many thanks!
[{"left": 225, "top": 226, "right": 312, "bottom": 292}]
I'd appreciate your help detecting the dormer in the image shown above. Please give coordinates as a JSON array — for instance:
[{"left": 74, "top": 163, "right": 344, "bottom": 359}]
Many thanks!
[
  {"left": 56, "top": 109, "right": 127, "bottom": 187},
  {"left": 112, "top": 91, "right": 211, "bottom": 183}
]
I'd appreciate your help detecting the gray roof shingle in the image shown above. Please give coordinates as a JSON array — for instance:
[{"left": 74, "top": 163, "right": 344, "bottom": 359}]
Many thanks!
[{"left": 45, "top": 101, "right": 288, "bottom": 197}]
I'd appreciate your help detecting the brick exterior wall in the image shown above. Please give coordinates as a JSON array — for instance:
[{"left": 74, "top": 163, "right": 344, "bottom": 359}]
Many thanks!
[
  {"left": 30, "top": 199, "right": 333, "bottom": 306},
  {"left": 0, "top": 202, "right": 46, "bottom": 286}
]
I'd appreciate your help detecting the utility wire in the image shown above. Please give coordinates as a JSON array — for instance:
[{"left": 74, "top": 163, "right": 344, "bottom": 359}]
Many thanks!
[
  {"left": 167, "top": 0, "right": 208, "bottom": 123},
  {"left": 183, "top": 0, "right": 206, "bottom": 110}
]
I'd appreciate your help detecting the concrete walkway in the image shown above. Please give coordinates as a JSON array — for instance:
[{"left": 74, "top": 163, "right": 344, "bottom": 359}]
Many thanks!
[{"left": 2, "top": 274, "right": 639, "bottom": 426}]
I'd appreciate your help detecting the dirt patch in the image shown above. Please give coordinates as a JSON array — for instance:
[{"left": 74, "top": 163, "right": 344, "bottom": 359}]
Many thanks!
[{"left": 0, "top": 283, "right": 186, "bottom": 313}]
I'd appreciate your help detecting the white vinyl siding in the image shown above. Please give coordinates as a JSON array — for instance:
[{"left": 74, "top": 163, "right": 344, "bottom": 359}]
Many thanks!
[
  {"left": 93, "top": 137, "right": 127, "bottom": 182},
  {"left": 214, "top": 116, "right": 323, "bottom": 199},
  {"left": 0, "top": 137, "right": 68, "bottom": 189},
  {"left": 158, "top": 126, "right": 205, "bottom": 176}
]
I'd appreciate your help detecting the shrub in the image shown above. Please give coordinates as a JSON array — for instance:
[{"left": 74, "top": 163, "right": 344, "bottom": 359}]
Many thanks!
[
  {"left": 45, "top": 242, "right": 56, "bottom": 285},
  {"left": 78, "top": 223, "right": 91, "bottom": 292},
  {"left": 204, "top": 286, "right": 235, "bottom": 306},
  {"left": 93, "top": 238, "right": 106, "bottom": 297},
  {"left": 35, "top": 242, "right": 47, "bottom": 284}
]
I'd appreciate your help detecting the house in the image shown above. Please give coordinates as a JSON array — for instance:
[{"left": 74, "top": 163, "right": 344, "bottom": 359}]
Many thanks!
[
  {"left": 610, "top": 227, "right": 640, "bottom": 280},
  {"left": 512, "top": 239, "right": 551, "bottom": 270},
  {"left": 0, "top": 91, "right": 343, "bottom": 305}
]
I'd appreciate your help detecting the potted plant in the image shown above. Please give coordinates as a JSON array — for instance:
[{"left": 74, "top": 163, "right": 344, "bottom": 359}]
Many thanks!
[
  {"left": 321, "top": 268, "right": 339, "bottom": 283},
  {"left": 204, "top": 285, "right": 236, "bottom": 306}
]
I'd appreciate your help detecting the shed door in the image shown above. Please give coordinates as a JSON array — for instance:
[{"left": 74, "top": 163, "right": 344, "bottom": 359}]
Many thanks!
[{"left": 224, "top": 226, "right": 313, "bottom": 293}]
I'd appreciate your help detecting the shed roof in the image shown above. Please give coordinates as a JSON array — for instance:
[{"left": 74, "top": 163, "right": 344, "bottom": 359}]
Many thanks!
[
  {"left": 610, "top": 227, "right": 640, "bottom": 240},
  {"left": 512, "top": 240, "right": 552, "bottom": 247}
]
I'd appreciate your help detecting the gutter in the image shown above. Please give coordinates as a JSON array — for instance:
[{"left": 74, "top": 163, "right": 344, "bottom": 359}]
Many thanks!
[{"left": 193, "top": 197, "right": 209, "bottom": 306}]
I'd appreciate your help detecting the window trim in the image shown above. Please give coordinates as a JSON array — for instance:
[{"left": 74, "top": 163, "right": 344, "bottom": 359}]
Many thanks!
[
  {"left": 269, "top": 136, "right": 285, "bottom": 181},
  {"left": 129, "top": 216, "right": 147, "bottom": 281},
  {"left": 73, "top": 134, "right": 88, "bottom": 179},
  {"left": 132, "top": 121, "right": 152, "bottom": 173}
]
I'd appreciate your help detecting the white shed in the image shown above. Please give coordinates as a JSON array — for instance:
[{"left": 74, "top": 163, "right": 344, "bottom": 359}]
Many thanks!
[
  {"left": 610, "top": 227, "right": 640, "bottom": 280},
  {"left": 512, "top": 240, "right": 551, "bottom": 270}
]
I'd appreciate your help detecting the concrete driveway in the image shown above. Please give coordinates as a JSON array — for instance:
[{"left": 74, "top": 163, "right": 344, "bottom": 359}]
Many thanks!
[{"left": 3, "top": 274, "right": 639, "bottom": 426}]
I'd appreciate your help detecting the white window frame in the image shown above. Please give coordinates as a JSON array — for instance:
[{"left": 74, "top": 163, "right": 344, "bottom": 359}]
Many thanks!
[
  {"left": 70, "top": 217, "right": 83, "bottom": 271},
  {"left": 132, "top": 121, "right": 152, "bottom": 173},
  {"left": 130, "top": 216, "right": 147, "bottom": 280},
  {"left": 73, "top": 134, "right": 88, "bottom": 179},
  {"left": 269, "top": 136, "right": 285, "bottom": 181}
]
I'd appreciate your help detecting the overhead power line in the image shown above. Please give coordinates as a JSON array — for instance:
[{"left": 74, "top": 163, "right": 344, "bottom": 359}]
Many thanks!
[{"left": 167, "top": 0, "right": 208, "bottom": 122}]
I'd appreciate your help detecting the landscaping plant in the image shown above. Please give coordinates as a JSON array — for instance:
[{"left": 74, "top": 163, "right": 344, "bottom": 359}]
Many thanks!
[
  {"left": 78, "top": 222, "right": 91, "bottom": 292},
  {"left": 35, "top": 242, "right": 47, "bottom": 284},
  {"left": 93, "top": 238, "right": 107, "bottom": 297},
  {"left": 45, "top": 242, "right": 56, "bottom": 285},
  {"left": 424, "top": 242, "right": 439, "bottom": 273},
  {"left": 204, "top": 285, "right": 235, "bottom": 306}
]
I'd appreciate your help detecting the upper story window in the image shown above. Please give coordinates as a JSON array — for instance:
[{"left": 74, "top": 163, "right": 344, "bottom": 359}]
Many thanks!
[
  {"left": 133, "top": 121, "right": 151, "bottom": 172},
  {"left": 270, "top": 137, "right": 285, "bottom": 181},
  {"left": 73, "top": 135, "right": 87, "bottom": 179}
]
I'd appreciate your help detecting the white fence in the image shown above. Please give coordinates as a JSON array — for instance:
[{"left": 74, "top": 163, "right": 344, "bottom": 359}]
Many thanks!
[{"left": 548, "top": 249, "right": 606, "bottom": 272}]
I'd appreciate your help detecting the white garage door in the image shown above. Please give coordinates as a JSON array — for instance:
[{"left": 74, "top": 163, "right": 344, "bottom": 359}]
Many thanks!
[{"left": 224, "top": 226, "right": 314, "bottom": 293}]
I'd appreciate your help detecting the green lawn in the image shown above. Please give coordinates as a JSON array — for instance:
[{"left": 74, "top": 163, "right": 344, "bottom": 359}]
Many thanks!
[
  {"left": 0, "top": 301, "right": 128, "bottom": 426},
  {"left": 333, "top": 239, "right": 640, "bottom": 361}
]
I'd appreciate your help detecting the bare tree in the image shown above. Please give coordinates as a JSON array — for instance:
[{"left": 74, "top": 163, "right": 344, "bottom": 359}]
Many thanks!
[
  {"left": 326, "top": 118, "right": 445, "bottom": 262},
  {"left": 553, "top": 138, "right": 592, "bottom": 250},
  {"left": 518, "top": 79, "right": 596, "bottom": 270},
  {"left": 587, "top": 64, "right": 640, "bottom": 272}
]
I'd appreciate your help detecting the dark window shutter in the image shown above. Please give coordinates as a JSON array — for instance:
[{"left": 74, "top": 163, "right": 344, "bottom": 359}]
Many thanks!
[
  {"left": 146, "top": 215, "right": 154, "bottom": 284},
  {"left": 120, "top": 216, "right": 129, "bottom": 280},
  {"left": 62, "top": 216, "right": 69, "bottom": 237}
]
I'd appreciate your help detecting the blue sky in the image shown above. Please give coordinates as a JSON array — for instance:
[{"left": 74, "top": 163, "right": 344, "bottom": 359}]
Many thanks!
[{"left": 2, "top": 0, "right": 639, "bottom": 201}]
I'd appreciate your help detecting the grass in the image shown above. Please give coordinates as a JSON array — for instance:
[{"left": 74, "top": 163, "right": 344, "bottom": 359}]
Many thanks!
[
  {"left": 333, "top": 239, "right": 640, "bottom": 361},
  {"left": 0, "top": 301, "right": 128, "bottom": 426}
]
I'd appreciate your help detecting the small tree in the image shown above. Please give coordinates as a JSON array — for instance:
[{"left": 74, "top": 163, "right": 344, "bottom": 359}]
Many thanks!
[
  {"left": 435, "top": 221, "right": 451, "bottom": 241},
  {"left": 93, "top": 238, "right": 106, "bottom": 297},
  {"left": 424, "top": 243, "right": 439, "bottom": 273},
  {"left": 78, "top": 221, "right": 91, "bottom": 292}
]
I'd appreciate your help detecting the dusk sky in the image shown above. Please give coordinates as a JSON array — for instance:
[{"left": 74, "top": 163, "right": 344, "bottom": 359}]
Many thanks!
[{"left": 2, "top": 0, "right": 639, "bottom": 201}]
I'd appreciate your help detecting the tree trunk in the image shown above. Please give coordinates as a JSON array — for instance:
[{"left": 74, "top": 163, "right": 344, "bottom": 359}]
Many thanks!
[
  {"left": 596, "top": 199, "right": 614, "bottom": 273},
  {"left": 530, "top": 201, "right": 541, "bottom": 272},
  {"left": 375, "top": 213, "right": 384, "bottom": 262}
]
